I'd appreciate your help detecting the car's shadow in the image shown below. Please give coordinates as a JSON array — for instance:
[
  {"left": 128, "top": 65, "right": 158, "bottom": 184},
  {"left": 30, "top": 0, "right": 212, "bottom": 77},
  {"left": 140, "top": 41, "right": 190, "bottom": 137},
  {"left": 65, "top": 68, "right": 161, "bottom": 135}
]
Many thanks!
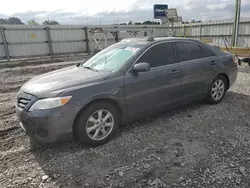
[
  {"left": 30, "top": 90, "right": 250, "bottom": 188},
  {"left": 30, "top": 98, "right": 204, "bottom": 151}
]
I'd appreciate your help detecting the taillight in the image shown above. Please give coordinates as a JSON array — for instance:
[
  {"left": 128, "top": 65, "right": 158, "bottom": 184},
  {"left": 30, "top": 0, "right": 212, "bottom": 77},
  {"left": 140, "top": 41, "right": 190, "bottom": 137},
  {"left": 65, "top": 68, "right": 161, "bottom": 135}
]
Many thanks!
[{"left": 232, "top": 54, "right": 240, "bottom": 65}]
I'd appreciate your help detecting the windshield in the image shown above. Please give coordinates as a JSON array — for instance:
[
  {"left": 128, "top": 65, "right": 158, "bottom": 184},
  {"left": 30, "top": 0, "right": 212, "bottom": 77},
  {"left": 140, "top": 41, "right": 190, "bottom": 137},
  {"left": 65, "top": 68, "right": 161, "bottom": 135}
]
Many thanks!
[{"left": 81, "top": 42, "right": 143, "bottom": 72}]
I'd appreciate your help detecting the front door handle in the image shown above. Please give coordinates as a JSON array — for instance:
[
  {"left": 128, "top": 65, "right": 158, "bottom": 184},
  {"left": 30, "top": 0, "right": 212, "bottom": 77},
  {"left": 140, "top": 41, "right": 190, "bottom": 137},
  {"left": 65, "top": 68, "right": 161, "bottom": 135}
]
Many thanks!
[
  {"left": 210, "top": 60, "right": 216, "bottom": 65},
  {"left": 169, "top": 69, "right": 180, "bottom": 76},
  {"left": 172, "top": 69, "right": 177, "bottom": 73}
]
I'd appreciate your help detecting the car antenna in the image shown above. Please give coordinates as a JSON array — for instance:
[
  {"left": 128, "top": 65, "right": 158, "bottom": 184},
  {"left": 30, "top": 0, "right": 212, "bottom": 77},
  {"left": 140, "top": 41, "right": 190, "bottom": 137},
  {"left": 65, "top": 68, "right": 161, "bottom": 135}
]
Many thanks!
[{"left": 147, "top": 36, "right": 155, "bottom": 41}]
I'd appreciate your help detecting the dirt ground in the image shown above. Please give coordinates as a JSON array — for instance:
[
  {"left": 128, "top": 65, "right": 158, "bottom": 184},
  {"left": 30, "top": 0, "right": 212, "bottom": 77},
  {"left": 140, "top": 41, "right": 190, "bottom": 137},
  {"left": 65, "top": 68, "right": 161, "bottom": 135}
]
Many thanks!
[{"left": 1, "top": 60, "right": 250, "bottom": 188}]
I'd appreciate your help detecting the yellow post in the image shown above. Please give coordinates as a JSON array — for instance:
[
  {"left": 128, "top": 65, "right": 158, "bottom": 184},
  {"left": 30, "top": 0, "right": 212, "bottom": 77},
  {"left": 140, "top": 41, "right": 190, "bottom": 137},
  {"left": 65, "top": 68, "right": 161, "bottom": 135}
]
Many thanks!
[
  {"left": 182, "top": 24, "right": 185, "bottom": 37},
  {"left": 184, "top": 24, "right": 192, "bottom": 38}
]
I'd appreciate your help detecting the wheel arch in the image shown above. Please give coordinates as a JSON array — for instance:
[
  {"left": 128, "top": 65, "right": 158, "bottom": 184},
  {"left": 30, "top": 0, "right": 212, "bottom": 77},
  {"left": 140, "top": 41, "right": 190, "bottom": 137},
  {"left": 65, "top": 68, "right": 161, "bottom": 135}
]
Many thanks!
[
  {"left": 217, "top": 73, "right": 230, "bottom": 90},
  {"left": 72, "top": 98, "right": 123, "bottom": 140}
]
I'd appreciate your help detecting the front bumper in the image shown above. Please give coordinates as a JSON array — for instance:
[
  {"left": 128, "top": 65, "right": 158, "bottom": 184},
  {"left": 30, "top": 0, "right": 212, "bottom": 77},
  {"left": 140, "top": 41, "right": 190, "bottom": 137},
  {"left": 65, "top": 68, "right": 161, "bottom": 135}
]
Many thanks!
[{"left": 16, "top": 105, "right": 76, "bottom": 143}]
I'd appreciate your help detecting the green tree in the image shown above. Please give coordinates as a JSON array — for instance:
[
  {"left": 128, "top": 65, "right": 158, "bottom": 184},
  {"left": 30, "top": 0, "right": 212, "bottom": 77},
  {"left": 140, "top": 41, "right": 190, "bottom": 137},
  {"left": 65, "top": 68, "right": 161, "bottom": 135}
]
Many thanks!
[
  {"left": 27, "top": 19, "right": 39, "bottom": 25},
  {"left": 6, "top": 17, "right": 24, "bottom": 24},
  {"left": 0, "top": 17, "right": 24, "bottom": 24},
  {"left": 134, "top": 22, "right": 141, "bottom": 25},
  {"left": 119, "top": 23, "right": 127, "bottom": 25},
  {"left": 43, "top": 20, "right": 60, "bottom": 25},
  {"left": 0, "top": 18, "right": 6, "bottom": 24},
  {"left": 141, "top": 20, "right": 160, "bottom": 25},
  {"left": 128, "top": 21, "right": 133, "bottom": 25},
  {"left": 142, "top": 20, "right": 152, "bottom": 24},
  {"left": 152, "top": 21, "right": 160, "bottom": 25}
]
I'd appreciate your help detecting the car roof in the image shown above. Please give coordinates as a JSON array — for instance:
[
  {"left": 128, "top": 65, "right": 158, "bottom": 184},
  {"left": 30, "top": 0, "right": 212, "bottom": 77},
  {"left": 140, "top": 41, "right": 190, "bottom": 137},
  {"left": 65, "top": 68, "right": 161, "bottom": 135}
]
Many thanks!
[
  {"left": 121, "top": 36, "right": 201, "bottom": 43},
  {"left": 120, "top": 37, "right": 209, "bottom": 49},
  {"left": 120, "top": 37, "right": 226, "bottom": 57},
  {"left": 121, "top": 36, "right": 203, "bottom": 49}
]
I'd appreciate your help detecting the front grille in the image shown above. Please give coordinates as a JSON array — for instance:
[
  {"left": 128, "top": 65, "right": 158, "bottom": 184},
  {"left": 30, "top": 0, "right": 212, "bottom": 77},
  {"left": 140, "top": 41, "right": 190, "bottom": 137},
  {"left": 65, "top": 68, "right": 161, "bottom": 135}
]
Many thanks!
[
  {"left": 18, "top": 98, "right": 31, "bottom": 109},
  {"left": 16, "top": 90, "right": 35, "bottom": 110}
]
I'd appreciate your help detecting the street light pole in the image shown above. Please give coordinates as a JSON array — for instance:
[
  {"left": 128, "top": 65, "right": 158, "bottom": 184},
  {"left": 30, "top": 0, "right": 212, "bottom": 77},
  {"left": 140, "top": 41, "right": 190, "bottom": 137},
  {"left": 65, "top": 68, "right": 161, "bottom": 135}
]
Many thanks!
[{"left": 232, "top": 0, "right": 241, "bottom": 47}]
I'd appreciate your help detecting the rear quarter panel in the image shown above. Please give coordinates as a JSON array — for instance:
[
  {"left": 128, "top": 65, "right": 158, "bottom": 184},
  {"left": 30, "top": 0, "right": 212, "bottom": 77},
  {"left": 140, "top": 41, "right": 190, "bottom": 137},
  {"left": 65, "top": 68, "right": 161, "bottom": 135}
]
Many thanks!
[
  {"left": 216, "top": 53, "right": 238, "bottom": 88},
  {"left": 201, "top": 42, "right": 238, "bottom": 88}
]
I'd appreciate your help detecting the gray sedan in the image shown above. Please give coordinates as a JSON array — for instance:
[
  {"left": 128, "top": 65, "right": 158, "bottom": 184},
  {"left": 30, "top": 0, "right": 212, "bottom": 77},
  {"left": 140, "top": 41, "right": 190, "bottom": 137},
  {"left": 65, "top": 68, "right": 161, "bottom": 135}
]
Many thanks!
[{"left": 16, "top": 37, "right": 238, "bottom": 146}]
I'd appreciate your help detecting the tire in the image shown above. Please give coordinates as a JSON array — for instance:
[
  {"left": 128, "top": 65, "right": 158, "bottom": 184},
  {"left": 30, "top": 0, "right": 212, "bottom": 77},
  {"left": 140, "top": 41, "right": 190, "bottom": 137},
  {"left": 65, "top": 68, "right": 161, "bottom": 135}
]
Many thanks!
[
  {"left": 75, "top": 102, "right": 119, "bottom": 146},
  {"left": 206, "top": 75, "right": 228, "bottom": 104}
]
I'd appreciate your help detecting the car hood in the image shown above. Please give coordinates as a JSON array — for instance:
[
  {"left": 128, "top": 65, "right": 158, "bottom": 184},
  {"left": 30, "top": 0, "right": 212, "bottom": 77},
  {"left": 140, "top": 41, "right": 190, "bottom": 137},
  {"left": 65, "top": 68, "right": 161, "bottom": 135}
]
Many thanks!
[{"left": 21, "top": 66, "right": 110, "bottom": 98}]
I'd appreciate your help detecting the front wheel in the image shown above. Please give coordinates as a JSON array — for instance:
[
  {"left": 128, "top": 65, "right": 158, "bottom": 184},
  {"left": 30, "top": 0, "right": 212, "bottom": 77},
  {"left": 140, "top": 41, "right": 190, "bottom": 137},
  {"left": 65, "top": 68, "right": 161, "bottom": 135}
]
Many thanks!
[
  {"left": 206, "top": 75, "right": 227, "bottom": 104},
  {"left": 75, "top": 102, "right": 119, "bottom": 146}
]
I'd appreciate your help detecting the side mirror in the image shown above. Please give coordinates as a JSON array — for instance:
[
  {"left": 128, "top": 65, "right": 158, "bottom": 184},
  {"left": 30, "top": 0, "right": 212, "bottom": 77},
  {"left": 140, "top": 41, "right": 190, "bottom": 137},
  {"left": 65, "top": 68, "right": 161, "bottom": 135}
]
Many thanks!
[{"left": 132, "top": 62, "right": 150, "bottom": 72}]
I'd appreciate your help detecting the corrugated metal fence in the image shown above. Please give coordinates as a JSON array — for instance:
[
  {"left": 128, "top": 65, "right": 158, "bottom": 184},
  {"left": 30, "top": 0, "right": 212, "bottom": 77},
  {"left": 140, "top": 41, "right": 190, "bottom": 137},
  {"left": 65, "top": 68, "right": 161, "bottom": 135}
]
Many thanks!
[
  {"left": 1, "top": 18, "right": 250, "bottom": 60},
  {"left": 0, "top": 25, "right": 166, "bottom": 60},
  {"left": 172, "top": 18, "right": 250, "bottom": 47}
]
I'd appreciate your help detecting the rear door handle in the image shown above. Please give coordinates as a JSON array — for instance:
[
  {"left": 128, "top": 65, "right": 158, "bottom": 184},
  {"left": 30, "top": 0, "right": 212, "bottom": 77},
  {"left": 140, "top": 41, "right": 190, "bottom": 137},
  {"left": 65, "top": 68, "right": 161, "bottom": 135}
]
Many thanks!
[
  {"left": 210, "top": 60, "right": 216, "bottom": 65},
  {"left": 169, "top": 69, "right": 180, "bottom": 75},
  {"left": 172, "top": 69, "right": 177, "bottom": 73}
]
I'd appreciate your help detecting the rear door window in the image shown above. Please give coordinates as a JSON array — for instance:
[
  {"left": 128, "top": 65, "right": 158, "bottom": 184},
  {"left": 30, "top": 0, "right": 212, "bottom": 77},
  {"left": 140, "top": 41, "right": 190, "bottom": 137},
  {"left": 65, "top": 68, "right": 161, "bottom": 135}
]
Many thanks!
[
  {"left": 176, "top": 42, "right": 202, "bottom": 62},
  {"left": 200, "top": 46, "right": 214, "bottom": 57}
]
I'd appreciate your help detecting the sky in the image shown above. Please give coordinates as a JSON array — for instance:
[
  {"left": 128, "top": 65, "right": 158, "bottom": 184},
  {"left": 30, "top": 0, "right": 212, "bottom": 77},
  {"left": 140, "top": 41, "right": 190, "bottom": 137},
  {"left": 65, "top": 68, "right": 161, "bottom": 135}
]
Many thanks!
[{"left": 1, "top": 0, "right": 250, "bottom": 25}]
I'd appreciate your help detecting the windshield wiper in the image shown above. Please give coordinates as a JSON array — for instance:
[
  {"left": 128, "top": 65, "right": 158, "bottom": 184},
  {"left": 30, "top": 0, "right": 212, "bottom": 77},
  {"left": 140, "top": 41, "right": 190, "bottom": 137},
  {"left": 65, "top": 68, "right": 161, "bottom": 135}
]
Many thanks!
[{"left": 82, "top": 66, "right": 98, "bottom": 72}]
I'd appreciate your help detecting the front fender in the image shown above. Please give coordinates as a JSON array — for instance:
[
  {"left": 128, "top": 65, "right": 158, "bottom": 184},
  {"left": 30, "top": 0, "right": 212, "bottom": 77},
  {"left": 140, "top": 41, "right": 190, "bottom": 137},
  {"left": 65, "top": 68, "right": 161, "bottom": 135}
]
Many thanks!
[{"left": 59, "top": 76, "right": 127, "bottom": 121}]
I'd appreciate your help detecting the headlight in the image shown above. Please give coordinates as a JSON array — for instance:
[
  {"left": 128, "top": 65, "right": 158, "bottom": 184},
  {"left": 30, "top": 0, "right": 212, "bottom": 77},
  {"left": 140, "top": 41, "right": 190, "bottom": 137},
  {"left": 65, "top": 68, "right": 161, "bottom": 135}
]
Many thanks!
[{"left": 29, "top": 96, "right": 72, "bottom": 111}]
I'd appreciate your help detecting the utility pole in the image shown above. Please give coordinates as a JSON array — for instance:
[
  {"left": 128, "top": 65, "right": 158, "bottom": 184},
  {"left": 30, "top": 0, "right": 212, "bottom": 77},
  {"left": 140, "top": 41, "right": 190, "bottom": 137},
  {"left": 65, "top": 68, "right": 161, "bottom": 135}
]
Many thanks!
[{"left": 232, "top": 0, "right": 241, "bottom": 47}]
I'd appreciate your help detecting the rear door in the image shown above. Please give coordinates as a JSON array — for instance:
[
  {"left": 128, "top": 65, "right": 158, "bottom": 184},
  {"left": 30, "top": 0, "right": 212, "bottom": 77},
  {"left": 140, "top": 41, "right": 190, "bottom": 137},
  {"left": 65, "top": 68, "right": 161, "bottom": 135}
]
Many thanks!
[
  {"left": 124, "top": 42, "right": 182, "bottom": 116},
  {"left": 175, "top": 41, "right": 216, "bottom": 100}
]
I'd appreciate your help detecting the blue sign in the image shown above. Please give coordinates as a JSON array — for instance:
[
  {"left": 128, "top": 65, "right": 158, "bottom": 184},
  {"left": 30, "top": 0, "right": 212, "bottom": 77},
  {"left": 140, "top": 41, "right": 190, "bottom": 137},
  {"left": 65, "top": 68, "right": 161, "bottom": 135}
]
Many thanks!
[{"left": 154, "top": 4, "right": 168, "bottom": 19}]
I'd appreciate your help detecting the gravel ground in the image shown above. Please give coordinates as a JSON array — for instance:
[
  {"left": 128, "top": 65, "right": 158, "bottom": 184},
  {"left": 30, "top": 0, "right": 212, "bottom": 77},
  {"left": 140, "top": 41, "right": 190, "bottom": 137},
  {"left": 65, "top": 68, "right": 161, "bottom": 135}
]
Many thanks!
[{"left": 1, "top": 61, "right": 250, "bottom": 188}]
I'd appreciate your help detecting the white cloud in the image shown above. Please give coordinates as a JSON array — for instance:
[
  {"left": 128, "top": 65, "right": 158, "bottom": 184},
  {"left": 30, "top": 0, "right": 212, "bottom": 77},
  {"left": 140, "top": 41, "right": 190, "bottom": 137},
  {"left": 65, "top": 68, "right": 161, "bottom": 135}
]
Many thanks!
[
  {"left": 1, "top": 0, "right": 250, "bottom": 24},
  {"left": 1, "top": 0, "right": 137, "bottom": 15}
]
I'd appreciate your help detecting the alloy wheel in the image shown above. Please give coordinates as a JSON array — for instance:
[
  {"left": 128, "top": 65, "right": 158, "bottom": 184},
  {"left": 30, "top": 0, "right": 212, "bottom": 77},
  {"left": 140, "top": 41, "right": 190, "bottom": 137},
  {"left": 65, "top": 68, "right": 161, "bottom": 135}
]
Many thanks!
[
  {"left": 211, "top": 79, "right": 225, "bottom": 101},
  {"left": 85, "top": 109, "right": 114, "bottom": 141}
]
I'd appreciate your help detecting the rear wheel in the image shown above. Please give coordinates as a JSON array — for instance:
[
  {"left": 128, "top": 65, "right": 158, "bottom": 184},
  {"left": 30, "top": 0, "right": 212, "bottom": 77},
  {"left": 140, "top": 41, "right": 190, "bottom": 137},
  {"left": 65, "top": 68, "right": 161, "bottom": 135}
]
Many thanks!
[
  {"left": 75, "top": 102, "right": 119, "bottom": 146},
  {"left": 206, "top": 75, "right": 227, "bottom": 104}
]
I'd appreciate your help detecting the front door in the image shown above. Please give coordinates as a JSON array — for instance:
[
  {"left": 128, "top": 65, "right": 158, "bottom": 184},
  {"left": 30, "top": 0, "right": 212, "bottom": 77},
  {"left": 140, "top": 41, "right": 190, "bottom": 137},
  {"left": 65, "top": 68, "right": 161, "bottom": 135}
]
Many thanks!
[{"left": 124, "top": 42, "right": 182, "bottom": 117}]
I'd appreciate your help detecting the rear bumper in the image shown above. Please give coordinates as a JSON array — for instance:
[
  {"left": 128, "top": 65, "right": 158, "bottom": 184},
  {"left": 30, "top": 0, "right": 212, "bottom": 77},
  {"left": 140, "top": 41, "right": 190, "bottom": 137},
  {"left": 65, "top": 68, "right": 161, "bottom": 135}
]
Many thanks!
[
  {"left": 229, "top": 66, "right": 238, "bottom": 88},
  {"left": 16, "top": 105, "right": 77, "bottom": 143}
]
